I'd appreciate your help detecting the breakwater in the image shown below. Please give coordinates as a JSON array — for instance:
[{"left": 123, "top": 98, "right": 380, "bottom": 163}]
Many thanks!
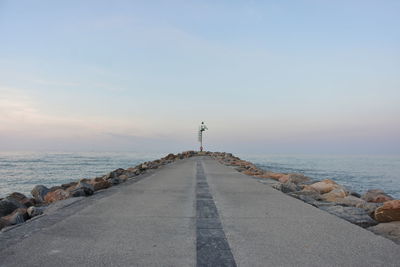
[{"left": 0, "top": 151, "right": 399, "bottom": 244}]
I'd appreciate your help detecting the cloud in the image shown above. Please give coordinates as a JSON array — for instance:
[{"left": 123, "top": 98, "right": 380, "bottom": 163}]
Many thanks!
[{"left": 0, "top": 87, "right": 144, "bottom": 138}]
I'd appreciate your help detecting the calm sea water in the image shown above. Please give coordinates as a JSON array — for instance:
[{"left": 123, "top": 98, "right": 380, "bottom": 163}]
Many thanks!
[
  {"left": 0, "top": 152, "right": 399, "bottom": 199},
  {"left": 240, "top": 154, "right": 400, "bottom": 199},
  {"left": 0, "top": 152, "right": 163, "bottom": 198}
]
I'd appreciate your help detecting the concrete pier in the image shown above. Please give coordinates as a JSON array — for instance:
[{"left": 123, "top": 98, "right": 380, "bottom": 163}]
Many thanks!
[{"left": 1, "top": 156, "right": 399, "bottom": 266}]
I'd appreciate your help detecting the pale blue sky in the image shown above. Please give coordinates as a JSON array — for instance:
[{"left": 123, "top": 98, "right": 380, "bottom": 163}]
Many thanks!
[{"left": 0, "top": 0, "right": 399, "bottom": 153}]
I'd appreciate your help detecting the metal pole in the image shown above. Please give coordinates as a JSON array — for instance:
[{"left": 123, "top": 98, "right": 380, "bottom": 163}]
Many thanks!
[{"left": 200, "top": 133, "right": 203, "bottom": 152}]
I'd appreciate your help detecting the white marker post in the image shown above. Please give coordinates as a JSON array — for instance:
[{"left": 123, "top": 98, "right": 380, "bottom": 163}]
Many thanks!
[{"left": 198, "top": 122, "right": 208, "bottom": 152}]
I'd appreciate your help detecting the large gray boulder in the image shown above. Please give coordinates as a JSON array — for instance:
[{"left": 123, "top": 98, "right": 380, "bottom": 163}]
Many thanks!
[
  {"left": 286, "top": 173, "right": 311, "bottom": 184},
  {"left": 333, "top": 195, "right": 366, "bottom": 207},
  {"left": 320, "top": 206, "right": 378, "bottom": 228},
  {"left": 0, "top": 199, "right": 21, "bottom": 217},
  {"left": 361, "top": 189, "right": 393, "bottom": 203},
  {"left": 356, "top": 202, "right": 383, "bottom": 216},
  {"left": 273, "top": 181, "right": 301, "bottom": 193},
  {"left": 69, "top": 181, "right": 94, "bottom": 197},
  {"left": 5, "top": 192, "right": 35, "bottom": 208},
  {"left": 31, "top": 185, "right": 50, "bottom": 203}
]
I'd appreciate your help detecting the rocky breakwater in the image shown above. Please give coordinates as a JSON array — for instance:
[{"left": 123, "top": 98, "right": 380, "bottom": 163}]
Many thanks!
[
  {"left": 0, "top": 151, "right": 199, "bottom": 231},
  {"left": 211, "top": 152, "right": 400, "bottom": 245}
]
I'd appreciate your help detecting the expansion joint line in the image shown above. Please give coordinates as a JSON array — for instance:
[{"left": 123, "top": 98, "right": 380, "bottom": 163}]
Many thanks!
[{"left": 195, "top": 160, "right": 237, "bottom": 267}]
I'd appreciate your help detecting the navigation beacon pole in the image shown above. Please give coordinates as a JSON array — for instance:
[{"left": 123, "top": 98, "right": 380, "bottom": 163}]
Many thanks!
[{"left": 198, "top": 122, "right": 208, "bottom": 152}]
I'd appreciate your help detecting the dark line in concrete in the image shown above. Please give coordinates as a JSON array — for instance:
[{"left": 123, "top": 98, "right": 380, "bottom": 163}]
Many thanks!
[{"left": 196, "top": 161, "right": 237, "bottom": 267}]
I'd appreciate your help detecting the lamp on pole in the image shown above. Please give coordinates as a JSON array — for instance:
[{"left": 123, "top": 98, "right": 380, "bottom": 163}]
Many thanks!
[{"left": 198, "top": 121, "right": 208, "bottom": 152}]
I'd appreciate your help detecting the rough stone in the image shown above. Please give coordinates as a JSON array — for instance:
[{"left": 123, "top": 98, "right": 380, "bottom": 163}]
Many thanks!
[
  {"left": 350, "top": 191, "right": 362, "bottom": 198},
  {"left": 256, "top": 172, "right": 287, "bottom": 180},
  {"left": 308, "top": 179, "right": 340, "bottom": 194},
  {"left": 0, "top": 218, "right": 11, "bottom": 230},
  {"left": 44, "top": 189, "right": 71, "bottom": 203},
  {"left": 281, "top": 181, "right": 300, "bottom": 193},
  {"left": 335, "top": 196, "right": 366, "bottom": 207},
  {"left": 289, "top": 189, "right": 323, "bottom": 201},
  {"left": 279, "top": 173, "right": 310, "bottom": 184},
  {"left": 27, "top": 206, "right": 46, "bottom": 218},
  {"left": 87, "top": 177, "right": 112, "bottom": 191},
  {"left": 0, "top": 199, "right": 21, "bottom": 217},
  {"left": 68, "top": 181, "right": 95, "bottom": 197},
  {"left": 49, "top": 186, "right": 63, "bottom": 192},
  {"left": 163, "top": 153, "right": 176, "bottom": 161},
  {"left": 321, "top": 188, "right": 348, "bottom": 202},
  {"left": 368, "top": 221, "right": 400, "bottom": 245},
  {"left": 361, "top": 189, "right": 393, "bottom": 203},
  {"left": 108, "top": 177, "right": 121, "bottom": 185},
  {"left": 374, "top": 200, "right": 400, "bottom": 223},
  {"left": 2, "top": 208, "right": 28, "bottom": 225},
  {"left": 118, "top": 174, "right": 128, "bottom": 182},
  {"left": 61, "top": 181, "right": 78, "bottom": 190},
  {"left": 5, "top": 192, "right": 35, "bottom": 208},
  {"left": 31, "top": 185, "right": 50, "bottom": 203},
  {"left": 320, "top": 206, "right": 378, "bottom": 228},
  {"left": 288, "top": 173, "right": 311, "bottom": 184},
  {"left": 356, "top": 202, "right": 383, "bottom": 216},
  {"left": 242, "top": 169, "right": 263, "bottom": 176}
]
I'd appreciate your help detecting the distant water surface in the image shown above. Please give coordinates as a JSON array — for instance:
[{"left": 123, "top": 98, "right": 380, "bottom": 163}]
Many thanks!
[
  {"left": 240, "top": 154, "right": 400, "bottom": 199},
  {"left": 1, "top": 152, "right": 399, "bottom": 199},
  {"left": 0, "top": 152, "right": 163, "bottom": 198}
]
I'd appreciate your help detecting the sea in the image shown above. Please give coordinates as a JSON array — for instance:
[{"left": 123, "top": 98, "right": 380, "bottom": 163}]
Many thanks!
[
  {"left": 241, "top": 154, "right": 400, "bottom": 199},
  {"left": 0, "top": 152, "right": 399, "bottom": 199}
]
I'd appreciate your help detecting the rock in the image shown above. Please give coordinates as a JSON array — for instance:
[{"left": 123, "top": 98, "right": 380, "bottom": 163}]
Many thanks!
[
  {"left": 68, "top": 181, "right": 94, "bottom": 197},
  {"left": 320, "top": 206, "right": 378, "bottom": 228},
  {"left": 2, "top": 208, "right": 28, "bottom": 225},
  {"left": 279, "top": 173, "right": 310, "bottom": 184},
  {"left": 321, "top": 188, "right": 348, "bottom": 202},
  {"left": 350, "top": 191, "right": 361, "bottom": 198},
  {"left": 256, "top": 172, "right": 286, "bottom": 180},
  {"left": 6, "top": 192, "right": 35, "bottom": 208},
  {"left": 27, "top": 206, "right": 45, "bottom": 218},
  {"left": 289, "top": 194, "right": 319, "bottom": 205},
  {"left": 135, "top": 163, "right": 150, "bottom": 171},
  {"left": 44, "top": 189, "right": 71, "bottom": 203},
  {"left": 283, "top": 182, "right": 301, "bottom": 193},
  {"left": 49, "top": 186, "right": 63, "bottom": 192},
  {"left": 0, "top": 199, "right": 21, "bottom": 217},
  {"left": 126, "top": 167, "right": 141, "bottom": 176},
  {"left": 31, "top": 185, "right": 50, "bottom": 203},
  {"left": 87, "top": 177, "right": 112, "bottom": 191},
  {"left": 106, "top": 168, "right": 125, "bottom": 179},
  {"left": 0, "top": 218, "right": 11, "bottom": 230},
  {"left": 356, "top": 202, "right": 383, "bottom": 216},
  {"left": 335, "top": 196, "right": 366, "bottom": 207},
  {"left": 118, "top": 174, "right": 128, "bottom": 182},
  {"left": 368, "top": 221, "right": 400, "bottom": 245},
  {"left": 289, "top": 189, "right": 323, "bottom": 201},
  {"left": 108, "top": 177, "right": 121, "bottom": 185},
  {"left": 308, "top": 179, "right": 339, "bottom": 194},
  {"left": 312, "top": 201, "right": 341, "bottom": 208},
  {"left": 287, "top": 173, "right": 311, "bottom": 184},
  {"left": 361, "top": 189, "right": 393, "bottom": 203},
  {"left": 163, "top": 153, "right": 176, "bottom": 161},
  {"left": 242, "top": 168, "right": 264, "bottom": 176},
  {"left": 61, "top": 181, "right": 78, "bottom": 190},
  {"left": 374, "top": 200, "right": 400, "bottom": 223}
]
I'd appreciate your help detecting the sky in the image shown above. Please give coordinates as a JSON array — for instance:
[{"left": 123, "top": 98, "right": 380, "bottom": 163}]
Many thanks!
[{"left": 0, "top": 0, "right": 399, "bottom": 154}]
